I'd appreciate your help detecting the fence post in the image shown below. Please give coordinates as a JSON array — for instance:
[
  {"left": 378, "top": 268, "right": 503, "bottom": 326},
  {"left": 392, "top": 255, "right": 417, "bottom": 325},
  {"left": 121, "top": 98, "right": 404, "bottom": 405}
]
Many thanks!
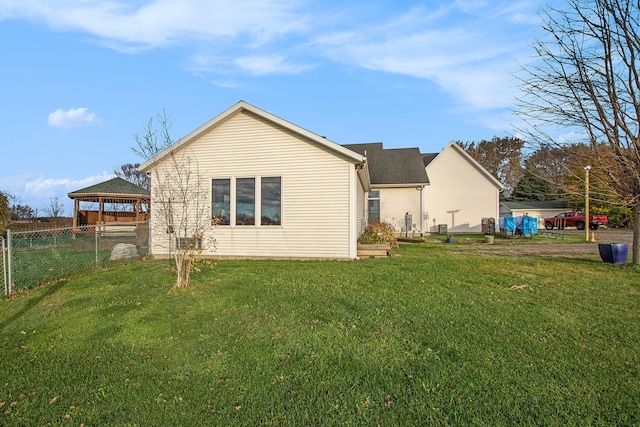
[
  {"left": 6, "top": 229, "right": 12, "bottom": 295},
  {"left": 2, "top": 236, "right": 6, "bottom": 296},
  {"left": 95, "top": 226, "right": 99, "bottom": 266}
]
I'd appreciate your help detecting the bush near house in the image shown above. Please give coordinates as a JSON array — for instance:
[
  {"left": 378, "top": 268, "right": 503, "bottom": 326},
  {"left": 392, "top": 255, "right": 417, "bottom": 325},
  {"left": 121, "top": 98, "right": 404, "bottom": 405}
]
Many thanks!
[{"left": 357, "top": 221, "right": 396, "bottom": 244}]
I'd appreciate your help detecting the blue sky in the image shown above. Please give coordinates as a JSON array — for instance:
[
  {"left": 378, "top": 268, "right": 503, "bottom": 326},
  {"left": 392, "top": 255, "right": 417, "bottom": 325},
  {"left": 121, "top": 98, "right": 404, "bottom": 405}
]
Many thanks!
[{"left": 0, "top": 0, "right": 550, "bottom": 214}]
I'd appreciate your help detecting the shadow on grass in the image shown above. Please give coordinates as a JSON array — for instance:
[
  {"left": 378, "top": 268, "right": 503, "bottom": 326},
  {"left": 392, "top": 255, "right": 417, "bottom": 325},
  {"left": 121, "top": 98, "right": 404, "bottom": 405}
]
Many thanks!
[{"left": 0, "top": 280, "right": 66, "bottom": 330}]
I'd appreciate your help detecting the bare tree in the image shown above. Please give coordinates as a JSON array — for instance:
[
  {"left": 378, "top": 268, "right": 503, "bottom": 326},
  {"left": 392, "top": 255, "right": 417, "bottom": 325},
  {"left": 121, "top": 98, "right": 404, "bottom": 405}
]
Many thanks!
[
  {"left": 10, "top": 203, "right": 34, "bottom": 221},
  {"left": 515, "top": 0, "right": 640, "bottom": 263},
  {"left": 150, "top": 152, "right": 216, "bottom": 288},
  {"left": 44, "top": 196, "right": 65, "bottom": 219},
  {"left": 136, "top": 111, "right": 216, "bottom": 289},
  {"left": 459, "top": 137, "right": 525, "bottom": 196},
  {"left": 113, "top": 163, "right": 150, "bottom": 190},
  {"left": 524, "top": 144, "right": 577, "bottom": 189},
  {"left": 133, "top": 109, "right": 173, "bottom": 160},
  {"left": 0, "top": 191, "right": 10, "bottom": 233}
]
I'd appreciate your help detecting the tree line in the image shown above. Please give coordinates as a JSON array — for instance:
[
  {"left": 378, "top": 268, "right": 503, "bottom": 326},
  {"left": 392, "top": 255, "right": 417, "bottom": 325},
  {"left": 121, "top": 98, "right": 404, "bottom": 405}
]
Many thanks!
[
  {"left": 0, "top": 194, "right": 67, "bottom": 233},
  {"left": 459, "top": 137, "right": 632, "bottom": 228}
]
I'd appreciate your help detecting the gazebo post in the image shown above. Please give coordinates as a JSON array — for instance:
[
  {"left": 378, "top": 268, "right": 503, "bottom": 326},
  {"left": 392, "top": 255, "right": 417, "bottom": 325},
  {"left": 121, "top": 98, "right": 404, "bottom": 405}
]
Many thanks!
[
  {"left": 98, "top": 197, "right": 104, "bottom": 231},
  {"left": 71, "top": 197, "right": 78, "bottom": 239},
  {"left": 72, "top": 198, "right": 78, "bottom": 229}
]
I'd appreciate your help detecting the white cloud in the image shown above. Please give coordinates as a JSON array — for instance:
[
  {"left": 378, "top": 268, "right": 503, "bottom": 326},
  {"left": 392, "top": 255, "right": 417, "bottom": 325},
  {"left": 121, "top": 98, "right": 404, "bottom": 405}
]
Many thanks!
[
  {"left": 454, "top": 0, "right": 488, "bottom": 14},
  {"left": 2, "top": 0, "right": 543, "bottom": 114},
  {"left": 0, "top": 0, "right": 308, "bottom": 51},
  {"left": 557, "top": 130, "right": 587, "bottom": 145},
  {"left": 313, "top": 3, "right": 538, "bottom": 111},
  {"left": 0, "top": 172, "right": 114, "bottom": 212},
  {"left": 190, "top": 52, "right": 314, "bottom": 76},
  {"left": 234, "top": 55, "right": 314, "bottom": 75},
  {"left": 48, "top": 108, "right": 103, "bottom": 129},
  {"left": 210, "top": 80, "right": 243, "bottom": 89},
  {"left": 23, "top": 173, "right": 110, "bottom": 196}
]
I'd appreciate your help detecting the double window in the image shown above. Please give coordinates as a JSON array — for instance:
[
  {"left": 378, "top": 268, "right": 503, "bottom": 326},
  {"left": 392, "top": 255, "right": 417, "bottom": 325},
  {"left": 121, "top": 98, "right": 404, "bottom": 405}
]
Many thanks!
[{"left": 212, "top": 177, "right": 281, "bottom": 226}]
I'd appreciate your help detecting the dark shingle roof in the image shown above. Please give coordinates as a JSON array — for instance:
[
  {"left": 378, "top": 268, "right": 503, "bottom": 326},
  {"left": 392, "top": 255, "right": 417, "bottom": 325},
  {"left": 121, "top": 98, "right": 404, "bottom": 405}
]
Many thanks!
[
  {"left": 501, "top": 200, "right": 568, "bottom": 210},
  {"left": 68, "top": 177, "right": 150, "bottom": 199},
  {"left": 344, "top": 143, "right": 429, "bottom": 185},
  {"left": 422, "top": 153, "right": 438, "bottom": 167}
]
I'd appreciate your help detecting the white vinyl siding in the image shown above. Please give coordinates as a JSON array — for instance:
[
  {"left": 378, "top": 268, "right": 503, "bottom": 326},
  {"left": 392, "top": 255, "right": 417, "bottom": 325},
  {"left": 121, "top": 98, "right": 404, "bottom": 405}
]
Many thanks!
[
  {"left": 423, "top": 146, "right": 500, "bottom": 233},
  {"left": 356, "top": 179, "right": 366, "bottom": 235},
  {"left": 378, "top": 188, "right": 422, "bottom": 233},
  {"left": 150, "top": 110, "right": 354, "bottom": 258}
]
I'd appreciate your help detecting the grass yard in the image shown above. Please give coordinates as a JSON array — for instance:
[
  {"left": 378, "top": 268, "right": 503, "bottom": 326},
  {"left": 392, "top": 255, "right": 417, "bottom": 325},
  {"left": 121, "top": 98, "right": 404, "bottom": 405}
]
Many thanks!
[
  {"left": 9, "top": 246, "right": 113, "bottom": 290},
  {"left": 1, "top": 242, "right": 639, "bottom": 425}
]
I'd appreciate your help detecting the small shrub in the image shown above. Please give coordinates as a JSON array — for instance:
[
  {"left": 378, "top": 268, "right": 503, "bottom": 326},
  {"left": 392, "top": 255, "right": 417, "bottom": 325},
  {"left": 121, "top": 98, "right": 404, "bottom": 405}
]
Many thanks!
[{"left": 358, "top": 222, "right": 396, "bottom": 244}]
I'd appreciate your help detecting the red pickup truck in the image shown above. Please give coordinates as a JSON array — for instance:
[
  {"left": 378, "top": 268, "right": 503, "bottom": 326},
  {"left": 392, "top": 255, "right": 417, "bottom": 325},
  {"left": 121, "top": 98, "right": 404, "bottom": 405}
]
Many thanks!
[{"left": 544, "top": 211, "right": 608, "bottom": 231}]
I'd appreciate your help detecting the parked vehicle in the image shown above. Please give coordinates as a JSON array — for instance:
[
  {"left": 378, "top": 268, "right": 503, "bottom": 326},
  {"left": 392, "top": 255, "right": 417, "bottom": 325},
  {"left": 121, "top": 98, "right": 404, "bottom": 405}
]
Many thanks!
[{"left": 544, "top": 211, "right": 608, "bottom": 231}]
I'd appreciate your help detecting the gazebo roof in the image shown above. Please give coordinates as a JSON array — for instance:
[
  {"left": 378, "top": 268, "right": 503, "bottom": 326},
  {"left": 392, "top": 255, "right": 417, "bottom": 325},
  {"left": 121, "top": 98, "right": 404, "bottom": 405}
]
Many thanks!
[{"left": 68, "top": 177, "right": 150, "bottom": 200}]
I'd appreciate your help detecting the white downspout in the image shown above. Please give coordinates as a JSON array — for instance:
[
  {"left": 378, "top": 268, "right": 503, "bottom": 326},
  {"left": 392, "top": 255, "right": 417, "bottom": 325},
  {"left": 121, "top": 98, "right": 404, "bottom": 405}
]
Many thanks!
[
  {"left": 420, "top": 185, "right": 425, "bottom": 235},
  {"left": 349, "top": 164, "right": 357, "bottom": 259}
]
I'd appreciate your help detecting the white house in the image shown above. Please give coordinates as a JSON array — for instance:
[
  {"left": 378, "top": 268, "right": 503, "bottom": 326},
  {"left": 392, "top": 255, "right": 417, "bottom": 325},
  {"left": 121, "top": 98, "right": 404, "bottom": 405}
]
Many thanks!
[
  {"left": 344, "top": 143, "right": 429, "bottom": 235},
  {"left": 140, "top": 101, "right": 370, "bottom": 260},
  {"left": 345, "top": 141, "right": 503, "bottom": 235},
  {"left": 422, "top": 142, "right": 504, "bottom": 234},
  {"left": 140, "top": 101, "right": 503, "bottom": 260}
]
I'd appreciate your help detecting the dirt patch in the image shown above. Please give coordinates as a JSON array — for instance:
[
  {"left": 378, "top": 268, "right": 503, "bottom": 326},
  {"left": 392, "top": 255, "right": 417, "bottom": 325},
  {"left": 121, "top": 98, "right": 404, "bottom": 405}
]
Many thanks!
[{"left": 448, "top": 230, "right": 633, "bottom": 260}]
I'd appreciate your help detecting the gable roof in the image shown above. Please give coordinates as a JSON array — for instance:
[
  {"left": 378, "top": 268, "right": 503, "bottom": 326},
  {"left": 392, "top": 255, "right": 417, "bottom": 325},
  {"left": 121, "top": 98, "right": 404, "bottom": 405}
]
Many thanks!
[
  {"left": 139, "top": 101, "right": 365, "bottom": 172},
  {"left": 427, "top": 142, "right": 504, "bottom": 190},
  {"left": 501, "top": 200, "right": 568, "bottom": 210},
  {"left": 68, "top": 177, "right": 150, "bottom": 199},
  {"left": 343, "top": 143, "right": 429, "bottom": 186},
  {"left": 422, "top": 153, "right": 438, "bottom": 167}
]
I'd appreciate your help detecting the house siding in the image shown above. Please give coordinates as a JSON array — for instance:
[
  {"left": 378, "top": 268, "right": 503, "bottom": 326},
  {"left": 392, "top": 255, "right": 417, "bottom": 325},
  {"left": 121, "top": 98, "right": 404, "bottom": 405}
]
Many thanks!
[
  {"left": 356, "top": 177, "right": 366, "bottom": 235},
  {"left": 423, "top": 146, "right": 500, "bottom": 233},
  {"left": 149, "top": 111, "right": 355, "bottom": 259},
  {"left": 378, "top": 187, "right": 422, "bottom": 234}
]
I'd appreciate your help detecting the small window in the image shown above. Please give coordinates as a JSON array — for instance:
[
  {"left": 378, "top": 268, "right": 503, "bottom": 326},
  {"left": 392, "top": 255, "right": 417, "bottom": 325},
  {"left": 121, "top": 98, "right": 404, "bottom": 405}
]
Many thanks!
[
  {"left": 261, "top": 177, "right": 281, "bottom": 225},
  {"left": 236, "top": 178, "right": 256, "bottom": 225},
  {"left": 212, "top": 179, "right": 230, "bottom": 225},
  {"left": 368, "top": 190, "right": 380, "bottom": 224}
]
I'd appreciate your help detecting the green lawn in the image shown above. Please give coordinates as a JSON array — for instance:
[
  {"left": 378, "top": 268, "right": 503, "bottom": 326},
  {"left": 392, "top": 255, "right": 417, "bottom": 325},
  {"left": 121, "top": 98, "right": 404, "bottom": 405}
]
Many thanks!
[{"left": 1, "top": 243, "right": 639, "bottom": 425}]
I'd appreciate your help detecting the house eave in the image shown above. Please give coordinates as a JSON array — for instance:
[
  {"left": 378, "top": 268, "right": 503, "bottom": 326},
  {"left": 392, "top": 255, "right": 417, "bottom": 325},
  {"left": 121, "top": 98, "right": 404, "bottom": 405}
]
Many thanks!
[
  {"left": 139, "top": 101, "right": 365, "bottom": 172},
  {"left": 371, "top": 183, "right": 429, "bottom": 189},
  {"left": 67, "top": 192, "right": 150, "bottom": 200},
  {"left": 445, "top": 142, "right": 504, "bottom": 190}
]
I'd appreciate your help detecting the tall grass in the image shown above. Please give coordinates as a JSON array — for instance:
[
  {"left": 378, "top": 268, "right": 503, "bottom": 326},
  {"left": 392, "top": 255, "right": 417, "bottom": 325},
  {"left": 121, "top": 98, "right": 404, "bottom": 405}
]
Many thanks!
[{"left": 1, "top": 243, "right": 639, "bottom": 425}]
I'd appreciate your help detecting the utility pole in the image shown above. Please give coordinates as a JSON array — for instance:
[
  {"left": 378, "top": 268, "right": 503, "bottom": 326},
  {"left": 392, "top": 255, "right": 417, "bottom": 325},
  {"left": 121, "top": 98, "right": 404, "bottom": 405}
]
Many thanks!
[{"left": 584, "top": 165, "right": 592, "bottom": 242}]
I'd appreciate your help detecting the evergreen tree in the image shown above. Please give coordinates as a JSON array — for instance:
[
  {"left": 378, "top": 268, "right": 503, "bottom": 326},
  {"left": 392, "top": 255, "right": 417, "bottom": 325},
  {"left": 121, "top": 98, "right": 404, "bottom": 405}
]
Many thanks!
[{"left": 511, "top": 172, "right": 558, "bottom": 201}]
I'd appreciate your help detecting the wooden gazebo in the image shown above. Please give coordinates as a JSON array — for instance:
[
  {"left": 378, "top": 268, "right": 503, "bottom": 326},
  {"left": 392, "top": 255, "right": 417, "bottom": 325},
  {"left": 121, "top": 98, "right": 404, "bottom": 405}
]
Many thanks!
[{"left": 68, "top": 177, "right": 150, "bottom": 228}]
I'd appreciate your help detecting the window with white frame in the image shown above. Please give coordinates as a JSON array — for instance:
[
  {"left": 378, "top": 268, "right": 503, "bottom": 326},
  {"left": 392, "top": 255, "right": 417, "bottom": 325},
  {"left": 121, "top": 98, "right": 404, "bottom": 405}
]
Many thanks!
[
  {"left": 212, "top": 176, "right": 281, "bottom": 226},
  {"left": 261, "top": 176, "right": 281, "bottom": 225},
  {"left": 236, "top": 178, "right": 256, "bottom": 225},
  {"left": 368, "top": 190, "right": 380, "bottom": 224},
  {"left": 211, "top": 178, "right": 230, "bottom": 225}
]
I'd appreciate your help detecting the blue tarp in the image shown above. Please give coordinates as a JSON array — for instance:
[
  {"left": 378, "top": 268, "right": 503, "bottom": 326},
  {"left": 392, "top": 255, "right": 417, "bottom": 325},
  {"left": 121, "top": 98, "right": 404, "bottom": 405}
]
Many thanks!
[
  {"left": 499, "top": 216, "right": 516, "bottom": 232},
  {"left": 499, "top": 215, "right": 538, "bottom": 236},
  {"left": 516, "top": 215, "right": 538, "bottom": 235}
]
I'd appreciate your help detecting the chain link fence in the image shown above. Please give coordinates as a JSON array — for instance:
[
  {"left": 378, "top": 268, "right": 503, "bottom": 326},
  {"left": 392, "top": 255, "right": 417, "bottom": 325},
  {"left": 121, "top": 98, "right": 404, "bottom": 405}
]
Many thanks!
[{"left": 3, "top": 221, "right": 148, "bottom": 295}]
